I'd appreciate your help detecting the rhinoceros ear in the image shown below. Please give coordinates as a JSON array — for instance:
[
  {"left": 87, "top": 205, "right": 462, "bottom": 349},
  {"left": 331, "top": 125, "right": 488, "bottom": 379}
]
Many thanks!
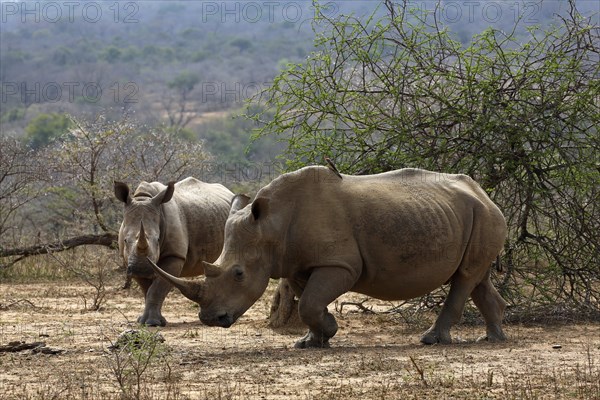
[
  {"left": 147, "top": 258, "right": 204, "bottom": 303},
  {"left": 152, "top": 181, "right": 175, "bottom": 206},
  {"left": 114, "top": 181, "right": 132, "bottom": 205},
  {"left": 230, "top": 194, "right": 251, "bottom": 215},
  {"left": 251, "top": 197, "right": 269, "bottom": 221}
]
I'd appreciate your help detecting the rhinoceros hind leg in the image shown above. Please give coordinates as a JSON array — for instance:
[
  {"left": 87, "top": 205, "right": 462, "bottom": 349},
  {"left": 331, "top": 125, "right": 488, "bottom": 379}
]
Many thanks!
[
  {"left": 475, "top": 331, "right": 506, "bottom": 343},
  {"left": 470, "top": 274, "right": 507, "bottom": 343},
  {"left": 420, "top": 327, "right": 452, "bottom": 345},
  {"left": 420, "top": 273, "right": 477, "bottom": 345}
]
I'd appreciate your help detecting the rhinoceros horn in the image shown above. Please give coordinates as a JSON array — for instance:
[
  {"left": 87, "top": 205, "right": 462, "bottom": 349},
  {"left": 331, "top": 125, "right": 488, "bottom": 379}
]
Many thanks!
[
  {"left": 202, "top": 261, "right": 222, "bottom": 278},
  {"left": 137, "top": 221, "right": 149, "bottom": 252},
  {"left": 147, "top": 258, "right": 204, "bottom": 303}
]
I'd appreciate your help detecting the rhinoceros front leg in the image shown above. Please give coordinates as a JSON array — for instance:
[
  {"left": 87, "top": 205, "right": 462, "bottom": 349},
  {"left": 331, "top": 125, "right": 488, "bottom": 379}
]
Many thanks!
[
  {"left": 294, "top": 266, "right": 356, "bottom": 349},
  {"left": 137, "top": 256, "right": 185, "bottom": 327}
]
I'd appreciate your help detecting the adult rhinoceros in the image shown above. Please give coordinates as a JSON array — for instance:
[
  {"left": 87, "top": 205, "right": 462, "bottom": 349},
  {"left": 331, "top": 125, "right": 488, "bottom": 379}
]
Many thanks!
[
  {"left": 150, "top": 166, "right": 508, "bottom": 347},
  {"left": 114, "top": 177, "right": 233, "bottom": 326}
]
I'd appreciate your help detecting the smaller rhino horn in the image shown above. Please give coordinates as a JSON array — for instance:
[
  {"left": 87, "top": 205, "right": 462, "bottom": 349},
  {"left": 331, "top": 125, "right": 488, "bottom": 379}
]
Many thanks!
[
  {"left": 137, "top": 221, "right": 149, "bottom": 252},
  {"left": 202, "top": 261, "right": 222, "bottom": 278}
]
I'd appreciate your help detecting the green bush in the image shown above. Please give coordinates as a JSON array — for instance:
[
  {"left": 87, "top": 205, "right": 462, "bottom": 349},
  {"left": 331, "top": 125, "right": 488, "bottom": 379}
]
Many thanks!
[
  {"left": 0, "top": 108, "right": 26, "bottom": 123},
  {"left": 24, "top": 113, "right": 71, "bottom": 149},
  {"left": 100, "top": 46, "right": 122, "bottom": 64},
  {"left": 250, "top": 1, "right": 600, "bottom": 319}
]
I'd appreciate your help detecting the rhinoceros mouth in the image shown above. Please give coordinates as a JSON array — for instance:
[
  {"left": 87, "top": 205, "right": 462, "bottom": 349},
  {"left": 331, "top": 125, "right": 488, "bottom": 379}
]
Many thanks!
[
  {"left": 127, "top": 261, "right": 156, "bottom": 279},
  {"left": 200, "top": 312, "right": 235, "bottom": 328}
]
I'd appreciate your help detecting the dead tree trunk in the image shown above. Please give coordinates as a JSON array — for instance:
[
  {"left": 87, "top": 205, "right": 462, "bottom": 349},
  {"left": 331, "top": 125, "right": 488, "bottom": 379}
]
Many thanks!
[
  {"left": 0, "top": 233, "right": 118, "bottom": 268},
  {"left": 268, "top": 279, "right": 304, "bottom": 331}
]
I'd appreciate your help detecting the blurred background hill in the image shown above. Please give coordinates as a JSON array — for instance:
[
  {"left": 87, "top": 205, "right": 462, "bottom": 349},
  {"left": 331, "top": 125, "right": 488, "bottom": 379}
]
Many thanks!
[{"left": 2, "top": 1, "right": 596, "bottom": 163}]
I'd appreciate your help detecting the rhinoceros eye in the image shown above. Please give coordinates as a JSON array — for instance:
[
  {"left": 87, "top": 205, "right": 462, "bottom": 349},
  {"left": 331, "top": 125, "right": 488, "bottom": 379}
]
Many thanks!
[{"left": 232, "top": 265, "right": 244, "bottom": 282}]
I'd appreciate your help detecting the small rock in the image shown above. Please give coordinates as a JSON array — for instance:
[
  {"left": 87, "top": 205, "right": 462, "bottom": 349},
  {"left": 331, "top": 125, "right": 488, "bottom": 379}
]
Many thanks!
[
  {"left": 32, "top": 346, "right": 64, "bottom": 355},
  {"left": 552, "top": 344, "right": 562, "bottom": 349}
]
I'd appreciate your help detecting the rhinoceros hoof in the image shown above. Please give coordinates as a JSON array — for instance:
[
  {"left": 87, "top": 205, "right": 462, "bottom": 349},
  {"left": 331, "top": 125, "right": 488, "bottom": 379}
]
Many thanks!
[
  {"left": 137, "top": 315, "right": 167, "bottom": 327},
  {"left": 476, "top": 333, "right": 506, "bottom": 343},
  {"left": 420, "top": 330, "right": 452, "bottom": 345},
  {"left": 294, "top": 333, "right": 330, "bottom": 349}
]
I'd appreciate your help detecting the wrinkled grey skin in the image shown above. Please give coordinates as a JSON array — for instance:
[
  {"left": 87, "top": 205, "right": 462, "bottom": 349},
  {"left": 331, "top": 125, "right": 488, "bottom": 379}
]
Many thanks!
[
  {"left": 115, "top": 177, "right": 233, "bottom": 326},
  {"left": 150, "top": 167, "right": 508, "bottom": 347}
]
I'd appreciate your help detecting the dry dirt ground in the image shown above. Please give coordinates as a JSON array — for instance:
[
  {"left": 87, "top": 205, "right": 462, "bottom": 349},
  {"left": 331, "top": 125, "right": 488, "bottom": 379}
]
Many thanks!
[{"left": 1, "top": 279, "right": 599, "bottom": 399}]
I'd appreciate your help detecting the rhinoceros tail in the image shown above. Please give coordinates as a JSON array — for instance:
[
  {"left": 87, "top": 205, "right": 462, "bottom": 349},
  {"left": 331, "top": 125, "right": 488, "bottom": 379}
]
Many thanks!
[{"left": 494, "top": 255, "right": 503, "bottom": 273}]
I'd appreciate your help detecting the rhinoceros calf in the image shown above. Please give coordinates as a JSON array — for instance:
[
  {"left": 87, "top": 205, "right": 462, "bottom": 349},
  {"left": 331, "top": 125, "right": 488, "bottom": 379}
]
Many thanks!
[
  {"left": 150, "top": 166, "right": 508, "bottom": 347},
  {"left": 114, "top": 177, "right": 233, "bottom": 326}
]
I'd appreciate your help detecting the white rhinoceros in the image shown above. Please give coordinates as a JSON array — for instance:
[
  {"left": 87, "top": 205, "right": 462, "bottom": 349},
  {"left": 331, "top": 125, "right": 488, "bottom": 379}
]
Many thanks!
[
  {"left": 114, "top": 177, "right": 233, "bottom": 326},
  {"left": 150, "top": 166, "right": 508, "bottom": 347}
]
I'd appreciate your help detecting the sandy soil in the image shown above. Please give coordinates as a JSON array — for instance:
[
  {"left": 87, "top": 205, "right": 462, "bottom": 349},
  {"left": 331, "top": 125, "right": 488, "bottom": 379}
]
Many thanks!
[{"left": 1, "top": 280, "right": 598, "bottom": 399}]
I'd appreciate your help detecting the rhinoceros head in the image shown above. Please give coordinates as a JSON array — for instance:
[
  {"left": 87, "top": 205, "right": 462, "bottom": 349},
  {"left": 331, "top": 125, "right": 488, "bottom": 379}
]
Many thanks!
[
  {"left": 148, "top": 194, "right": 275, "bottom": 328},
  {"left": 114, "top": 181, "right": 174, "bottom": 278}
]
